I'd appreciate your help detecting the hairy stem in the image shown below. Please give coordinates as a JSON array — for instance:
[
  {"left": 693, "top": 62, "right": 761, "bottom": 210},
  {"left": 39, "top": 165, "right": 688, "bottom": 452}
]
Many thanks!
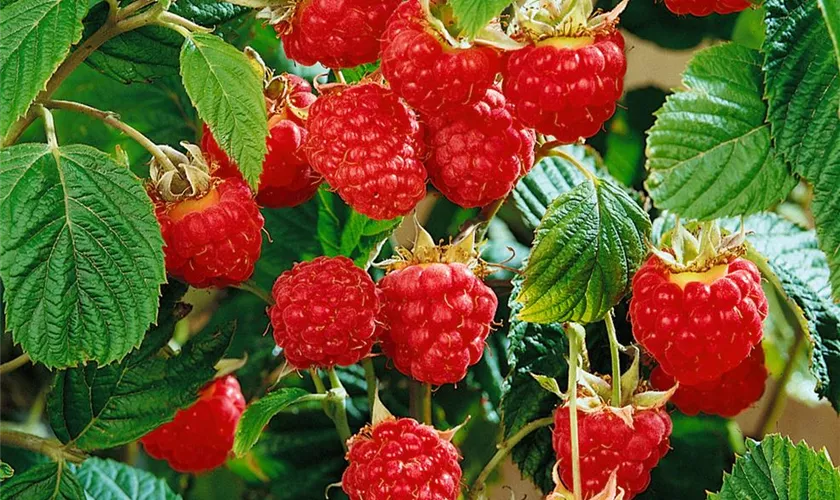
[
  {"left": 310, "top": 369, "right": 327, "bottom": 394},
  {"left": 0, "top": 430, "right": 86, "bottom": 464},
  {"left": 467, "top": 417, "right": 554, "bottom": 499},
  {"left": 0, "top": 353, "right": 31, "bottom": 375},
  {"left": 568, "top": 326, "right": 583, "bottom": 500},
  {"left": 325, "top": 368, "right": 352, "bottom": 450},
  {"left": 39, "top": 106, "right": 58, "bottom": 150},
  {"left": 362, "top": 358, "right": 377, "bottom": 411},
  {"left": 605, "top": 310, "right": 622, "bottom": 406}
]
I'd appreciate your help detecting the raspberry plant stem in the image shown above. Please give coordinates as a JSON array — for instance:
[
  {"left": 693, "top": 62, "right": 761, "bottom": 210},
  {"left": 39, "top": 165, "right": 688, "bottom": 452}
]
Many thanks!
[
  {"left": 362, "top": 358, "right": 377, "bottom": 410},
  {"left": 409, "top": 381, "right": 432, "bottom": 424},
  {"left": 325, "top": 368, "right": 353, "bottom": 451},
  {"left": 309, "top": 369, "right": 327, "bottom": 394},
  {"left": 234, "top": 280, "right": 274, "bottom": 305},
  {"left": 422, "top": 383, "right": 432, "bottom": 425},
  {"left": 0, "top": 430, "right": 86, "bottom": 464},
  {"left": 605, "top": 309, "right": 622, "bottom": 406},
  {"left": 567, "top": 323, "right": 583, "bottom": 500},
  {"left": 0, "top": 353, "right": 31, "bottom": 375},
  {"left": 756, "top": 326, "right": 805, "bottom": 437},
  {"left": 545, "top": 148, "right": 599, "bottom": 185}
]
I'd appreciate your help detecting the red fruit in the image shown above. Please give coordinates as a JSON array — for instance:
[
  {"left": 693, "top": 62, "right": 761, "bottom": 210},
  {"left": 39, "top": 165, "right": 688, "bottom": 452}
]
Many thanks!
[
  {"left": 552, "top": 404, "right": 672, "bottom": 498},
  {"left": 378, "top": 262, "right": 498, "bottom": 384},
  {"left": 273, "top": 0, "right": 401, "bottom": 68},
  {"left": 651, "top": 347, "right": 767, "bottom": 417},
  {"left": 629, "top": 255, "right": 768, "bottom": 385},
  {"left": 268, "top": 256, "right": 380, "bottom": 369},
  {"left": 305, "top": 82, "right": 427, "bottom": 220},
  {"left": 424, "top": 87, "right": 536, "bottom": 208},
  {"left": 502, "top": 30, "right": 627, "bottom": 143},
  {"left": 342, "top": 417, "right": 462, "bottom": 500},
  {"left": 140, "top": 376, "right": 245, "bottom": 473},
  {"left": 152, "top": 177, "right": 264, "bottom": 288},
  {"left": 380, "top": 0, "right": 501, "bottom": 113},
  {"left": 664, "top": 0, "right": 751, "bottom": 17}
]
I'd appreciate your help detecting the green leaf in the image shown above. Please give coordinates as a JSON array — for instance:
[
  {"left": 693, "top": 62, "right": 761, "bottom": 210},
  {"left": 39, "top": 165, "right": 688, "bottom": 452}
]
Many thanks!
[
  {"left": 0, "top": 461, "right": 84, "bottom": 500},
  {"left": 0, "top": 461, "right": 13, "bottom": 480},
  {"left": 449, "top": 0, "right": 511, "bottom": 38},
  {"left": 180, "top": 33, "right": 268, "bottom": 189},
  {"left": 818, "top": 0, "right": 840, "bottom": 113},
  {"left": 74, "top": 458, "right": 181, "bottom": 500},
  {"left": 0, "top": 0, "right": 88, "bottom": 138},
  {"left": 517, "top": 178, "right": 651, "bottom": 324},
  {"left": 47, "top": 285, "right": 235, "bottom": 450},
  {"left": 646, "top": 43, "right": 796, "bottom": 220},
  {"left": 0, "top": 144, "right": 165, "bottom": 368},
  {"left": 708, "top": 434, "right": 840, "bottom": 499},
  {"left": 234, "top": 388, "right": 319, "bottom": 456},
  {"left": 764, "top": 0, "right": 840, "bottom": 300}
]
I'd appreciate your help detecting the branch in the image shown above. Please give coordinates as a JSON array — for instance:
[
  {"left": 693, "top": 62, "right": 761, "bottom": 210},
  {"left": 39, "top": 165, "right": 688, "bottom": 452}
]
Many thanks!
[
  {"left": 0, "top": 430, "right": 86, "bottom": 464},
  {"left": 0, "top": 353, "right": 31, "bottom": 375}
]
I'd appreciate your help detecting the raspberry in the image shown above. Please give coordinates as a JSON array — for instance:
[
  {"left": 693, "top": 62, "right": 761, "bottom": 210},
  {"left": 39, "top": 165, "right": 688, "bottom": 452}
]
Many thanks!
[
  {"left": 268, "top": 256, "right": 380, "bottom": 369},
  {"left": 305, "top": 82, "right": 427, "bottom": 220},
  {"left": 342, "top": 417, "right": 462, "bottom": 500},
  {"left": 152, "top": 177, "right": 264, "bottom": 288},
  {"left": 378, "top": 262, "right": 497, "bottom": 384},
  {"left": 552, "top": 404, "right": 672, "bottom": 498},
  {"left": 273, "top": 0, "right": 401, "bottom": 68},
  {"left": 424, "top": 87, "right": 536, "bottom": 208},
  {"left": 663, "top": 0, "right": 751, "bottom": 16},
  {"left": 502, "top": 30, "right": 626, "bottom": 143},
  {"left": 650, "top": 347, "right": 767, "bottom": 417},
  {"left": 629, "top": 255, "right": 768, "bottom": 385},
  {"left": 380, "top": 0, "right": 501, "bottom": 113},
  {"left": 140, "top": 376, "right": 245, "bottom": 473}
]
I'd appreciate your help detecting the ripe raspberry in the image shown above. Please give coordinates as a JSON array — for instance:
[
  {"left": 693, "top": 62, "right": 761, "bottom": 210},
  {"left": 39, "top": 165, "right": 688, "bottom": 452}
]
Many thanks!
[
  {"left": 424, "top": 87, "right": 536, "bottom": 208},
  {"left": 140, "top": 376, "right": 245, "bottom": 473},
  {"left": 152, "top": 177, "right": 264, "bottom": 288},
  {"left": 552, "top": 404, "right": 672, "bottom": 498},
  {"left": 305, "top": 82, "right": 427, "bottom": 220},
  {"left": 663, "top": 0, "right": 751, "bottom": 17},
  {"left": 380, "top": 0, "right": 501, "bottom": 113},
  {"left": 342, "top": 417, "right": 462, "bottom": 500},
  {"left": 502, "top": 30, "right": 626, "bottom": 143},
  {"left": 629, "top": 255, "right": 768, "bottom": 385},
  {"left": 268, "top": 256, "right": 380, "bottom": 369},
  {"left": 272, "top": 0, "right": 401, "bottom": 68},
  {"left": 378, "top": 262, "right": 498, "bottom": 384},
  {"left": 651, "top": 347, "right": 767, "bottom": 417}
]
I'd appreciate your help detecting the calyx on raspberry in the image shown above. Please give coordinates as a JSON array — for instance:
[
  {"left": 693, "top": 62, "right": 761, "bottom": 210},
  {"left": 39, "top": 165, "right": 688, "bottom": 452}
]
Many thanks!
[
  {"left": 424, "top": 87, "right": 536, "bottom": 208},
  {"left": 629, "top": 221, "right": 768, "bottom": 385},
  {"left": 664, "top": 0, "right": 751, "bottom": 17},
  {"left": 140, "top": 375, "right": 246, "bottom": 473},
  {"left": 304, "top": 80, "right": 427, "bottom": 220},
  {"left": 376, "top": 222, "right": 498, "bottom": 385},
  {"left": 148, "top": 143, "right": 264, "bottom": 288},
  {"left": 341, "top": 394, "right": 463, "bottom": 500},
  {"left": 268, "top": 256, "right": 380, "bottom": 369}
]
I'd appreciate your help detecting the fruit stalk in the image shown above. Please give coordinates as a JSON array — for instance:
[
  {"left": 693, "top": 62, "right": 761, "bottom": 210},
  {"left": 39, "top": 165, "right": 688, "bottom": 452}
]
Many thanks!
[
  {"left": 362, "top": 358, "right": 377, "bottom": 410},
  {"left": 605, "top": 310, "right": 622, "bottom": 406},
  {"left": 0, "top": 430, "right": 86, "bottom": 464},
  {"left": 325, "top": 368, "right": 353, "bottom": 450},
  {"left": 234, "top": 280, "right": 274, "bottom": 305},
  {"left": 756, "top": 328, "right": 805, "bottom": 437},
  {"left": 0, "top": 353, "right": 31, "bottom": 375},
  {"left": 567, "top": 324, "right": 583, "bottom": 500}
]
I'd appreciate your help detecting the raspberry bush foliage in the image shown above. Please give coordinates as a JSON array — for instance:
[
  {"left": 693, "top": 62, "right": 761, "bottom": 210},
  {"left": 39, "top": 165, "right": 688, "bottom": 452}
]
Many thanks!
[{"left": 1, "top": 0, "right": 840, "bottom": 499}]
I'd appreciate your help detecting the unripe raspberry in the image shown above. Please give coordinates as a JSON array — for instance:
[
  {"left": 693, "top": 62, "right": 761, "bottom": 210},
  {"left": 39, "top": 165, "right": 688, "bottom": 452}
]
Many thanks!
[
  {"left": 305, "top": 82, "right": 427, "bottom": 220},
  {"left": 140, "top": 376, "right": 245, "bottom": 473},
  {"left": 378, "top": 262, "right": 498, "bottom": 385},
  {"left": 651, "top": 347, "right": 767, "bottom": 417},
  {"left": 664, "top": 0, "right": 751, "bottom": 17},
  {"left": 502, "top": 31, "right": 626, "bottom": 143},
  {"left": 424, "top": 88, "right": 536, "bottom": 208},
  {"left": 272, "top": 0, "right": 401, "bottom": 68},
  {"left": 268, "top": 256, "right": 380, "bottom": 369},
  {"left": 629, "top": 255, "right": 768, "bottom": 385},
  {"left": 342, "top": 417, "right": 462, "bottom": 500},
  {"left": 380, "top": 0, "right": 501, "bottom": 113},
  {"left": 152, "top": 177, "right": 264, "bottom": 288},
  {"left": 552, "top": 404, "right": 672, "bottom": 499}
]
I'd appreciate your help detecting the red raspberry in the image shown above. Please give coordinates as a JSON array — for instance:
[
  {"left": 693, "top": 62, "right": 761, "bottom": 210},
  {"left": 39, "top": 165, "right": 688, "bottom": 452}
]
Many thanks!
[
  {"left": 152, "top": 177, "right": 264, "bottom": 288},
  {"left": 305, "top": 82, "right": 427, "bottom": 220},
  {"left": 273, "top": 0, "right": 401, "bottom": 68},
  {"left": 424, "top": 87, "right": 536, "bottom": 208},
  {"left": 502, "top": 30, "right": 626, "bottom": 143},
  {"left": 380, "top": 0, "right": 501, "bottom": 113},
  {"left": 342, "top": 417, "right": 462, "bottom": 500},
  {"left": 663, "top": 0, "right": 751, "bottom": 16},
  {"left": 378, "top": 262, "right": 498, "bottom": 385},
  {"left": 650, "top": 347, "right": 767, "bottom": 417},
  {"left": 552, "top": 404, "right": 672, "bottom": 498},
  {"left": 629, "top": 255, "right": 768, "bottom": 385},
  {"left": 268, "top": 256, "right": 380, "bottom": 369},
  {"left": 140, "top": 376, "right": 245, "bottom": 473}
]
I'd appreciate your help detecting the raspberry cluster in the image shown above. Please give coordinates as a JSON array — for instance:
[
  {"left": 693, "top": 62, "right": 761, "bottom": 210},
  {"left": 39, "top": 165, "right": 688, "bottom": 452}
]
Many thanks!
[{"left": 664, "top": 0, "right": 751, "bottom": 16}]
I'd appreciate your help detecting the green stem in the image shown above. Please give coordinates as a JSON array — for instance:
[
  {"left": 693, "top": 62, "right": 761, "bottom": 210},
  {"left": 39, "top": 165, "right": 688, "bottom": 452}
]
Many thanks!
[
  {"left": 0, "top": 430, "right": 86, "bottom": 464},
  {"left": 362, "top": 358, "right": 376, "bottom": 411},
  {"left": 233, "top": 280, "right": 274, "bottom": 305},
  {"left": 605, "top": 310, "right": 622, "bottom": 406},
  {"left": 422, "top": 383, "right": 432, "bottom": 425},
  {"left": 310, "top": 369, "right": 327, "bottom": 394},
  {"left": 467, "top": 417, "right": 554, "bottom": 500},
  {"left": 39, "top": 106, "right": 58, "bottom": 150},
  {"left": 545, "top": 148, "right": 598, "bottom": 184},
  {"left": 325, "top": 368, "right": 352, "bottom": 450},
  {"left": 0, "top": 353, "right": 31, "bottom": 375},
  {"left": 568, "top": 325, "right": 583, "bottom": 500},
  {"left": 756, "top": 331, "right": 804, "bottom": 437}
]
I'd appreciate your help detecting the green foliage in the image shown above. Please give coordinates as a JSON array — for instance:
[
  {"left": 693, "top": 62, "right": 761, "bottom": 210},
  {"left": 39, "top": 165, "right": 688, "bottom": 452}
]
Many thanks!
[
  {"left": 0, "top": 0, "right": 88, "bottom": 138},
  {"left": 0, "top": 461, "right": 83, "bottom": 500},
  {"left": 0, "top": 144, "right": 165, "bottom": 368},
  {"left": 234, "top": 388, "right": 319, "bottom": 456},
  {"left": 708, "top": 434, "right": 840, "bottom": 499},
  {"left": 0, "top": 461, "right": 13, "bottom": 480},
  {"left": 74, "top": 458, "right": 181, "bottom": 500},
  {"left": 764, "top": 0, "right": 840, "bottom": 300},
  {"left": 646, "top": 43, "right": 796, "bottom": 220},
  {"left": 449, "top": 0, "right": 510, "bottom": 38},
  {"left": 179, "top": 33, "right": 268, "bottom": 189},
  {"left": 821, "top": 0, "right": 840, "bottom": 101}
]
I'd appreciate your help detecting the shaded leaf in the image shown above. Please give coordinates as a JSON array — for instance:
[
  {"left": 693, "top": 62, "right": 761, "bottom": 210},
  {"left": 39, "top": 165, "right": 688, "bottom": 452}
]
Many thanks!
[
  {"left": 74, "top": 458, "right": 181, "bottom": 500},
  {"left": 0, "top": 461, "right": 83, "bottom": 500},
  {"left": 233, "top": 388, "right": 319, "bottom": 456}
]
